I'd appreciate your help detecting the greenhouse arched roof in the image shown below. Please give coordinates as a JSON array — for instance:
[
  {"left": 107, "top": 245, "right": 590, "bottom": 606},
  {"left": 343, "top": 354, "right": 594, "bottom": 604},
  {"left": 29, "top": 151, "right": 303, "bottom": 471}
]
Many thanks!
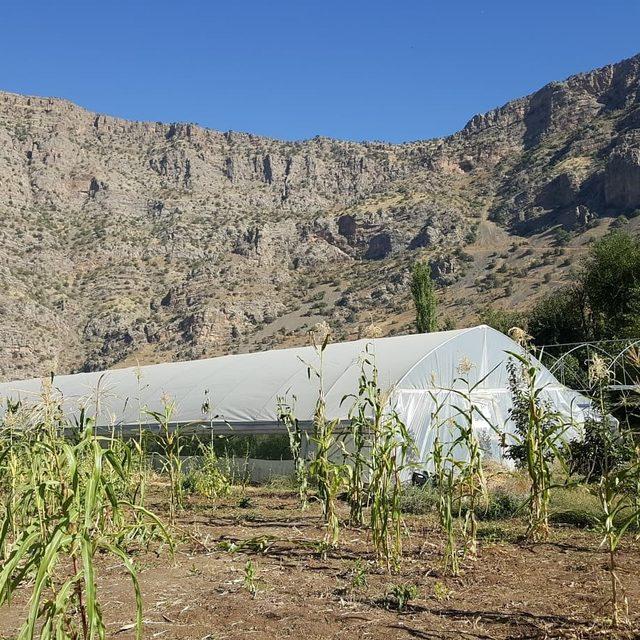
[{"left": 0, "top": 325, "right": 586, "bottom": 434}]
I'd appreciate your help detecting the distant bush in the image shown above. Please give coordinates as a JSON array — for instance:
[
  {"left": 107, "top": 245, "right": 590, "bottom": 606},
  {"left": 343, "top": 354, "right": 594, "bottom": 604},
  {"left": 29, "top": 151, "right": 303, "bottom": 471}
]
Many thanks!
[
  {"left": 455, "top": 247, "right": 474, "bottom": 263},
  {"left": 548, "top": 486, "right": 602, "bottom": 529},
  {"left": 478, "top": 306, "right": 526, "bottom": 334},
  {"left": 528, "top": 231, "right": 640, "bottom": 344},
  {"left": 172, "top": 434, "right": 293, "bottom": 460},
  {"left": 611, "top": 215, "right": 629, "bottom": 228},
  {"left": 478, "top": 489, "right": 523, "bottom": 520},
  {"left": 555, "top": 228, "right": 571, "bottom": 246},
  {"left": 567, "top": 417, "right": 633, "bottom": 480},
  {"left": 399, "top": 484, "right": 438, "bottom": 515}
]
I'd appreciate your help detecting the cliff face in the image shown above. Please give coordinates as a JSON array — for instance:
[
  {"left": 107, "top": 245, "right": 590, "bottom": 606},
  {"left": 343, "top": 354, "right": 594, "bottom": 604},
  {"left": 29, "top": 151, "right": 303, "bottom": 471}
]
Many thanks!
[{"left": 0, "top": 53, "right": 639, "bottom": 380}]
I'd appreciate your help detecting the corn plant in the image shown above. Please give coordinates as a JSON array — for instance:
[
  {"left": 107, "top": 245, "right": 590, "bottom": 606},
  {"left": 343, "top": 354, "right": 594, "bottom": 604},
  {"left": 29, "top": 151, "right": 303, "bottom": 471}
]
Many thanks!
[
  {"left": 450, "top": 421, "right": 486, "bottom": 558},
  {"left": 304, "top": 329, "right": 344, "bottom": 548},
  {"left": 146, "top": 401, "right": 184, "bottom": 525},
  {"left": 447, "top": 365, "right": 493, "bottom": 558},
  {"left": 368, "top": 405, "right": 414, "bottom": 572},
  {"left": 308, "top": 411, "right": 343, "bottom": 547},
  {"left": 595, "top": 462, "right": 640, "bottom": 627},
  {"left": 103, "top": 427, "right": 141, "bottom": 503},
  {"left": 427, "top": 386, "right": 469, "bottom": 576},
  {"left": 341, "top": 352, "right": 375, "bottom": 527},
  {"left": 506, "top": 352, "right": 571, "bottom": 541},
  {"left": 131, "top": 365, "right": 151, "bottom": 509},
  {"left": 431, "top": 436, "right": 459, "bottom": 576},
  {"left": 341, "top": 348, "right": 415, "bottom": 570},
  {"left": 0, "top": 399, "right": 25, "bottom": 554},
  {"left": 626, "top": 348, "right": 640, "bottom": 530},
  {"left": 0, "top": 403, "right": 171, "bottom": 640},
  {"left": 277, "top": 396, "right": 308, "bottom": 509},
  {"left": 342, "top": 346, "right": 415, "bottom": 571},
  {"left": 583, "top": 352, "right": 640, "bottom": 626}
]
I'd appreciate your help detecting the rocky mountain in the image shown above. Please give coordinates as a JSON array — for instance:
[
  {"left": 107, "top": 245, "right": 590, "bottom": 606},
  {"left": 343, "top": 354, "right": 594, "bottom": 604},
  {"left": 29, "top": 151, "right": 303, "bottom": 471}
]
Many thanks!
[{"left": 1, "top": 53, "right": 639, "bottom": 380}]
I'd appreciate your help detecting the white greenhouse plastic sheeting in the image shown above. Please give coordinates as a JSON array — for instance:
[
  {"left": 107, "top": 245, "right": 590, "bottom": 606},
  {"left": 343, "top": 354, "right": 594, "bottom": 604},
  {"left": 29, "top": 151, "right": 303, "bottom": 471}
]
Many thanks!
[{"left": 0, "top": 325, "right": 592, "bottom": 467}]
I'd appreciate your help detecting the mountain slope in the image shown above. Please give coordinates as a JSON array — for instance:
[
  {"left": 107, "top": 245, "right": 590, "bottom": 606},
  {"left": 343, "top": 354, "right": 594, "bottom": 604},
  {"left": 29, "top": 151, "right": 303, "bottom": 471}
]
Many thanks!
[{"left": 1, "top": 53, "right": 639, "bottom": 380}]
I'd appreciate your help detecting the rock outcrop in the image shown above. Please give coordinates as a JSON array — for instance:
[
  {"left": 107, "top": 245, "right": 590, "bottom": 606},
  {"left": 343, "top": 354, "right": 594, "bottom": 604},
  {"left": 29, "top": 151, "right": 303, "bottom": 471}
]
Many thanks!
[
  {"left": 605, "top": 146, "right": 640, "bottom": 210},
  {"left": 535, "top": 172, "right": 582, "bottom": 210}
]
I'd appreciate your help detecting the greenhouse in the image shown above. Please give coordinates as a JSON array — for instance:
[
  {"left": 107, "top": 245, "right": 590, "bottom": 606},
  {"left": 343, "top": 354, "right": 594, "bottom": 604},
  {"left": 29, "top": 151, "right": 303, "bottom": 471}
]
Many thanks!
[{"left": 0, "top": 325, "right": 591, "bottom": 466}]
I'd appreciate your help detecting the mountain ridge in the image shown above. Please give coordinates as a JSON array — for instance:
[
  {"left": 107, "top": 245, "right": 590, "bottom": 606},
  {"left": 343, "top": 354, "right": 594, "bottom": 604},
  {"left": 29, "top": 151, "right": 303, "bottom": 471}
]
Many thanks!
[
  {"left": 5, "top": 52, "right": 640, "bottom": 145},
  {"left": 0, "top": 52, "right": 639, "bottom": 381}
]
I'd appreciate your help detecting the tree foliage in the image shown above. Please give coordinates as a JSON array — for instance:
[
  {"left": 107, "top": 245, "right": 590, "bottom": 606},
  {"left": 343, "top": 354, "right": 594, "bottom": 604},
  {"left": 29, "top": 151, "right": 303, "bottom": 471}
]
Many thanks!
[
  {"left": 580, "top": 231, "right": 640, "bottom": 339},
  {"left": 411, "top": 261, "right": 437, "bottom": 333},
  {"left": 527, "top": 231, "right": 640, "bottom": 345},
  {"left": 478, "top": 307, "right": 526, "bottom": 335}
]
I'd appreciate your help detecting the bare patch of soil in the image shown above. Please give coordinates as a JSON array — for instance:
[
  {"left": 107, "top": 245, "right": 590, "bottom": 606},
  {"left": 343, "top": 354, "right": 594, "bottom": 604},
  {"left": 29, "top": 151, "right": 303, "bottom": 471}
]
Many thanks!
[{"left": 2, "top": 486, "right": 639, "bottom": 639}]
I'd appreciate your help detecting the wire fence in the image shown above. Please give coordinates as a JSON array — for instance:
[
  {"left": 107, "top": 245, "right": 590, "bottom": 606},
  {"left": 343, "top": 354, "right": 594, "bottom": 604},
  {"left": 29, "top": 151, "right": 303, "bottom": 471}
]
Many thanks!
[{"left": 540, "top": 338, "right": 640, "bottom": 392}]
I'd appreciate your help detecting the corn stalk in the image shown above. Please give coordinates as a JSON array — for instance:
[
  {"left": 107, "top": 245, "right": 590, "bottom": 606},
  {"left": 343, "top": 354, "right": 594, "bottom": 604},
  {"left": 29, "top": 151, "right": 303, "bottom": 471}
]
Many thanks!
[
  {"left": 506, "top": 352, "right": 570, "bottom": 541},
  {"left": 304, "top": 330, "right": 344, "bottom": 548},
  {"left": 431, "top": 436, "right": 459, "bottom": 576},
  {"left": 344, "top": 347, "right": 416, "bottom": 571},
  {"left": 146, "top": 401, "right": 184, "bottom": 526},
  {"left": 277, "top": 396, "right": 308, "bottom": 509},
  {"left": 0, "top": 398, "right": 171, "bottom": 640}
]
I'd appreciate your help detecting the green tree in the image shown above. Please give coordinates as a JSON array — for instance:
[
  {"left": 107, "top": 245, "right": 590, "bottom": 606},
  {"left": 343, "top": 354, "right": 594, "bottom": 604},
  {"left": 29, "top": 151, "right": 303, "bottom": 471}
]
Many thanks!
[
  {"left": 528, "top": 231, "right": 640, "bottom": 345},
  {"left": 527, "top": 287, "right": 587, "bottom": 345},
  {"left": 479, "top": 306, "right": 526, "bottom": 335},
  {"left": 581, "top": 230, "right": 640, "bottom": 339},
  {"left": 411, "top": 261, "right": 437, "bottom": 333}
]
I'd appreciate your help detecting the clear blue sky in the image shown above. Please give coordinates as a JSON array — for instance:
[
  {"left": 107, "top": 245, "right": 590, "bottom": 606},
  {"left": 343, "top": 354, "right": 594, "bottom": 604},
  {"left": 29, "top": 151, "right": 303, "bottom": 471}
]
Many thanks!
[{"left": 2, "top": 1, "right": 638, "bottom": 142}]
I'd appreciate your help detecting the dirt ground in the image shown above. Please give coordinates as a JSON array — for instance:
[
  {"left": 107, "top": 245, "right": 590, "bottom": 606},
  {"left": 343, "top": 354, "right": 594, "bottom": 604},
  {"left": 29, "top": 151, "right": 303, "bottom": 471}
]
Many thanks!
[{"left": 2, "top": 484, "right": 640, "bottom": 640}]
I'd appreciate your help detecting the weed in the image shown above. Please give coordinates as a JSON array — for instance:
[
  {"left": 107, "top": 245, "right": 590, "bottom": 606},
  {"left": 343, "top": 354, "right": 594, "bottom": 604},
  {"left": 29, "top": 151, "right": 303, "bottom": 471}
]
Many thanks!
[
  {"left": 183, "top": 443, "right": 230, "bottom": 500},
  {"left": 238, "top": 495, "right": 254, "bottom": 508},
  {"left": 481, "top": 489, "right": 522, "bottom": 520},
  {"left": 476, "top": 524, "right": 509, "bottom": 543},
  {"left": 243, "top": 559, "right": 259, "bottom": 597},
  {"left": 349, "top": 559, "right": 368, "bottom": 590},
  {"left": 433, "top": 581, "right": 453, "bottom": 601},
  {"left": 387, "top": 584, "right": 419, "bottom": 611}
]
